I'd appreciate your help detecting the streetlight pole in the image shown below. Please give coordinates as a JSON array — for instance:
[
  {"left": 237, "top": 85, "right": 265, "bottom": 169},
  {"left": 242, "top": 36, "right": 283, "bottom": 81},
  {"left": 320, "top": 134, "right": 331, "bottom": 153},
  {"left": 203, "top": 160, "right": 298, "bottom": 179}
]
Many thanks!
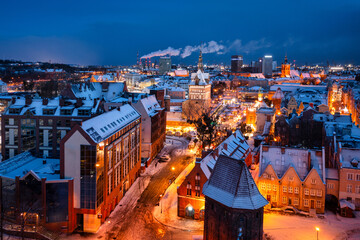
[
  {"left": 315, "top": 227, "right": 320, "bottom": 240},
  {"left": 160, "top": 195, "right": 162, "bottom": 214}
]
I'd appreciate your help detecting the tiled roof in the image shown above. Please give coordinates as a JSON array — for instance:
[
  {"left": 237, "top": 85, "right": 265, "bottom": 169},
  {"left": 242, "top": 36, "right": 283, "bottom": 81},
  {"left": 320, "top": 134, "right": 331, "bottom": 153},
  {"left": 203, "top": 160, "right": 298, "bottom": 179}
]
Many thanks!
[{"left": 203, "top": 155, "right": 268, "bottom": 210}]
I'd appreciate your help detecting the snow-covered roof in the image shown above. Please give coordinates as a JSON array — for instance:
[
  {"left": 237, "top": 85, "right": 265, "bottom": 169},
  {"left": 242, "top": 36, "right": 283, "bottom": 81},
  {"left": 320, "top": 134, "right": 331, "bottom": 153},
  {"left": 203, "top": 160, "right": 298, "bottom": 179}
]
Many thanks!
[
  {"left": 272, "top": 88, "right": 284, "bottom": 99},
  {"left": 81, "top": 105, "right": 140, "bottom": 143},
  {"left": 200, "top": 130, "right": 250, "bottom": 178},
  {"left": 70, "top": 82, "right": 126, "bottom": 101},
  {"left": 202, "top": 155, "right": 268, "bottom": 210},
  {"left": 190, "top": 70, "right": 209, "bottom": 85},
  {"left": 260, "top": 145, "right": 325, "bottom": 183},
  {"left": 339, "top": 148, "right": 360, "bottom": 169},
  {"left": 0, "top": 152, "right": 63, "bottom": 180},
  {"left": 139, "top": 95, "right": 162, "bottom": 117}
]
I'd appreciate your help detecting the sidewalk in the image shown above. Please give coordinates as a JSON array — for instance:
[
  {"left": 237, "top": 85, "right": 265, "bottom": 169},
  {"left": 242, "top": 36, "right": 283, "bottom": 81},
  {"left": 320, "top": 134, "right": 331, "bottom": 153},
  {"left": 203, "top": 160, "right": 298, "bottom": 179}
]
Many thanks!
[{"left": 153, "top": 160, "right": 204, "bottom": 232}]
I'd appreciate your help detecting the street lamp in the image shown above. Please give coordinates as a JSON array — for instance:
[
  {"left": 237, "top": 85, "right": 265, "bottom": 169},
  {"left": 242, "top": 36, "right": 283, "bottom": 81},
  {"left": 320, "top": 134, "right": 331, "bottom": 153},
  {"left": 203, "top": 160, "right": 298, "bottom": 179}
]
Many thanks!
[
  {"left": 315, "top": 227, "right": 320, "bottom": 240},
  {"left": 160, "top": 194, "right": 163, "bottom": 214}
]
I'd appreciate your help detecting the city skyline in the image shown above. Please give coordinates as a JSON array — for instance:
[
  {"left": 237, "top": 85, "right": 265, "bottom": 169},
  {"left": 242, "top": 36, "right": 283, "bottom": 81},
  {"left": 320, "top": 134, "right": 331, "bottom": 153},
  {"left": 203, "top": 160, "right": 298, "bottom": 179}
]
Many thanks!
[{"left": 1, "top": 0, "right": 360, "bottom": 66}]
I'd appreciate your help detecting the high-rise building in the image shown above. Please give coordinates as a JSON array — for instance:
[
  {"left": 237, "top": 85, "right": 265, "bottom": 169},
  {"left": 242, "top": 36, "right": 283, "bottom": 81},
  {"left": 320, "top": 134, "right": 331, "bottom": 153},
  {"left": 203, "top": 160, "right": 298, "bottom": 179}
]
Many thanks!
[
  {"left": 231, "top": 55, "right": 243, "bottom": 72},
  {"left": 262, "top": 55, "right": 273, "bottom": 77},
  {"left": 281, "top": 55, "right": 291, "bottom": 78},
  {"left": 159, "top": 57, "right": 171, "bottom": 75}
]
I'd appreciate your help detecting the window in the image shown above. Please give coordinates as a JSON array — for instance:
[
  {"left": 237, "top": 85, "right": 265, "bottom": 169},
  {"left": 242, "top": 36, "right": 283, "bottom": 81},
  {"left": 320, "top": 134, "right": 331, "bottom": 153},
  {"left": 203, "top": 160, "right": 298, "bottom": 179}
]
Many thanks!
[
  {"left": 261, "top": 183, "right": 266, "bottom": 190},
  {"left": 289, "top": 187, "right": 293, "bottom": 193},
  {"left": 327, "top": 183, "right": 334, "bottom": 189},
  {"left": 288, "top": 176, "right": 294, "bottom": 182},
  {"left": 43, "top": 108, "right": 56, "bottom": 115},
  {"left": 273, "top": 185, "right": 277, "bottom": 191},
  {"left": 355, "top": 186, "right": 360, "bottom": 194},
  {"left": 356, "top": 174, "right": 360, "bottom": 181},
  {"left": 186, "top": 182, "right": 192, "bottom": 196},
  {"left": 310, "top": 189, "right": 315, "bottom": 196},
  {"left": 195, "top": 174, "right": 200, "bottom": 186},
  {"left": 304, "top": 199, "right": 309, "bottom": 207},
  {"left": 348, "top": 173, "right": 354, "bottom": 181},
  {"left": 311, "top": 179, "right": 316, "bottom": 184},
  {"left": 80, "top": 145, "right": 97, "bottom": 209},
  {"left": 267, "top": 184, "right": 272, "bottom": 190},
  {"left": 317, "top": 190, "right": 322, "bottom": 197},
  {"left": 272, "top": 195, "right": 277, "bottom": 202},
  {"left": 347, "top": 184, "right": 353, "bottom": 193},
  {"left": 283, "top": 186, "right": 287, "bottom": 193},
  {"left": 108, "top": 173, "right": 112, "bottom": 195},
  {"left": 304, "top": 188, "right": 309, "bottom": 195},
  {"left": 282, "top": 196, "right": 287, "bottom": 204},
  {"left": 195, "top": 186, "right": 200, "bottom": 197},
  {"left": 294, "top": 198, "right": 299, "bottom": 205},
  {"left": 294, "top": 187, "right": 299, "bottom": 194},
  {"left": 316, "top": 200, "right": 321, "bottom": 209}
]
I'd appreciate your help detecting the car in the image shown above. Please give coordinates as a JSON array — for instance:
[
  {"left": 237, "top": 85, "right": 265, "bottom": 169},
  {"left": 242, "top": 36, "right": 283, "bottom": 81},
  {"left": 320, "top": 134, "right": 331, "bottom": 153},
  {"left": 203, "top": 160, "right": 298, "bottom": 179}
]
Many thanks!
[{"left": 159, "top": 155, "right": 170, "bottom": 162}]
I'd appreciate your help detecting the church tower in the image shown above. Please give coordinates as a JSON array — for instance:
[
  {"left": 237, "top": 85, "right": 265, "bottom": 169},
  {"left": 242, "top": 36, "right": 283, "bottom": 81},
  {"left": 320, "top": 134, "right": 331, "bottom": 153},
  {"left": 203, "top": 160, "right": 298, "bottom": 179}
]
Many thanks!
[
  {"left": 281, "top": 55, "right": 291, "bottom": 78},
  {"left": 198, "top": 50, "right": 204, "bottom": 72}
]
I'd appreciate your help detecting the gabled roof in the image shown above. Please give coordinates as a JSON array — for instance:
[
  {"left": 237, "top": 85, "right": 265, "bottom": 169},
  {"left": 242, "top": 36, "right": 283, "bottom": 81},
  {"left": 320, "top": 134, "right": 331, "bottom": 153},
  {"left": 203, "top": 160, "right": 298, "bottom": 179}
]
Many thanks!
[{"left": 203, "top": 155, "right": 268, "bottom": 210}]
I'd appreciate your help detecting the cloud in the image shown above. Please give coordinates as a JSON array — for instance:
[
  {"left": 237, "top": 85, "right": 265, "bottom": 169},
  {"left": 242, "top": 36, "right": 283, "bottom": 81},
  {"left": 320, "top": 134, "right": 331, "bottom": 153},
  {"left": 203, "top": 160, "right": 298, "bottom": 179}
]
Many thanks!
[
  {"left": 140, "top": 47, "right": 181, "bottom": 59},
  {"left": 228, "top": 38, "right": 271, "bottom": 54}
]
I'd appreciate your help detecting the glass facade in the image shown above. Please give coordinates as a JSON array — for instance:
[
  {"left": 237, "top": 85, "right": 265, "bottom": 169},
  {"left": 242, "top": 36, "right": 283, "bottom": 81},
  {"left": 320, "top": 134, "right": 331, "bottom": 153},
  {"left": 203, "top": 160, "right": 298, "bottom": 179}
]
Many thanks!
[
  {"left": 80, "top": 145, "right": 97, "bottom": 209},
  {"left": 46, "top": 182, "right": 68, "bottom": 223}
]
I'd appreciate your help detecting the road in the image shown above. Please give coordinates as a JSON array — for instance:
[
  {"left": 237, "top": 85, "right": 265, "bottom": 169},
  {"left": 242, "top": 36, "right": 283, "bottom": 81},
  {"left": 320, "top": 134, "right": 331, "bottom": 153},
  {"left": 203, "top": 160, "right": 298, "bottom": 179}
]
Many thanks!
[{"left": 107, "top": 136, "right": 202, "bottom": 240}]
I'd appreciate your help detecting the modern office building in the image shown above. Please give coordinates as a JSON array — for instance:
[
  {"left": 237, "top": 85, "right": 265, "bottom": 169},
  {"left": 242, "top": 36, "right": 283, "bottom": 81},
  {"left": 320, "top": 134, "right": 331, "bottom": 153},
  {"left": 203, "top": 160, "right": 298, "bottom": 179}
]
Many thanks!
[
  {"left": 61, "top": 105, "right": 141, "bottom": 232},
  {"left": 159, "top": 57, "right": 171, "bottom": 75},
  {"left": 231, "top": 55, "right": 243, "bottom": 72},
  {"left": 262, "top": 55, "right": 273, "bottom": 78}
]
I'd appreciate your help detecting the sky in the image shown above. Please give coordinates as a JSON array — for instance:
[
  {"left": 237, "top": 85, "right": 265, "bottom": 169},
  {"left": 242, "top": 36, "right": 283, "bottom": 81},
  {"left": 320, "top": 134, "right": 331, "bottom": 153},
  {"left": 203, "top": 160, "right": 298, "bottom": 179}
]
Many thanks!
[{"left": 1, "top": 0, "right": 360, "bottom": 66}]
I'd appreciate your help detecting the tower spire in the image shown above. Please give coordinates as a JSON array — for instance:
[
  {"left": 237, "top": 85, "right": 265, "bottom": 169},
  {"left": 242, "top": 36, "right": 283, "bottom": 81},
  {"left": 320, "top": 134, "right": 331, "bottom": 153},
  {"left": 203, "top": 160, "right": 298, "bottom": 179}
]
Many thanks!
[{"left": 198, "top": 50, "right": 204, "bottom": 72}]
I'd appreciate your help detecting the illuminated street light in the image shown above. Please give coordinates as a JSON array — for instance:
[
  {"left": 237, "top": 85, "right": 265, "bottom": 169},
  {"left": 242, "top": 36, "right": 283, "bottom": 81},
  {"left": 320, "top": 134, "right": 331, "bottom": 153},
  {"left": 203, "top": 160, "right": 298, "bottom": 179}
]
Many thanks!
[
  {"left": 171, "top": 167, "right": 175, "bottom": 171},
  {"left": 315, "top": 227, "right": 320, "bottom": 240},
  {"left": 160, "top": 194, "right": 163, "bottom": 214}
]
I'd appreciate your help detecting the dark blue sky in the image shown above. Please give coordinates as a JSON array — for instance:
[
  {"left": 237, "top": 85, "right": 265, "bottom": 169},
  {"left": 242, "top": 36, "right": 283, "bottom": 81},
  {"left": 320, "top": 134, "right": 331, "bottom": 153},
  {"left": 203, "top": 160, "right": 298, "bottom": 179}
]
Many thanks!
[{"left": 1, "top": 0, "right": 360, "bottom": 66}]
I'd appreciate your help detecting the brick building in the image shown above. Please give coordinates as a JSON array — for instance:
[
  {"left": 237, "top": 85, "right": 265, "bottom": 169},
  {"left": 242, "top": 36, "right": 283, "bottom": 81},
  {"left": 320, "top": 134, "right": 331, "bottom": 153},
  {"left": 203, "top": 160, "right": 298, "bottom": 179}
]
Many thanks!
[
  {"left": 177, "top": 130, "right": 251, "bottom": 220},
  {"left": 61, "top": 105, "right": 141, "bottom": 232},
  {"left": 258, "top": 145, "right": 326, "bottom": 214},
  {"left": 203, "top": 155, "right": 268, "bottom": 240},
  {"left": 1, "top": 96, "right": 102, "bottom": 160}
]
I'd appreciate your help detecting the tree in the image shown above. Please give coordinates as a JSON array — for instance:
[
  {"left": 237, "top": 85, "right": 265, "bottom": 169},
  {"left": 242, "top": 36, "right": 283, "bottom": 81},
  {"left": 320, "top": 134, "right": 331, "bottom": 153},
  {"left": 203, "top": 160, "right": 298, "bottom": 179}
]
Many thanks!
[
  {"left": 39, "top": 79, "right": 59, "bottom": 98},
  {"left": 23, "top": 79, "right": 34, "bottom": 92},
  {"left": 355, "top": 74, "right": 360, "bottom": 82},
  {"left": 188, "top": 112, "right": 219, "bottom": 150}
]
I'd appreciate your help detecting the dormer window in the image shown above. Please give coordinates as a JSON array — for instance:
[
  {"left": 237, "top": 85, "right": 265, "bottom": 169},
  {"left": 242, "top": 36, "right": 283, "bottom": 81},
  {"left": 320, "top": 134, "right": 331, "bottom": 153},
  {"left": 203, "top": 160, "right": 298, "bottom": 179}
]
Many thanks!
[{"left": 43, "top": 108, "right": 56, "bottom": 115}]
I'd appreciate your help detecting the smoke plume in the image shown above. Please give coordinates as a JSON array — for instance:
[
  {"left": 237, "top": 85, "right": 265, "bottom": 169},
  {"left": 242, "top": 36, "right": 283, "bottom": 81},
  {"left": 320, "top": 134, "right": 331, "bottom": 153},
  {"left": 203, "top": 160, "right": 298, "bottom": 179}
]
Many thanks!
[{"left": 140, "top": 39, "right": 270, "bottom": 59}]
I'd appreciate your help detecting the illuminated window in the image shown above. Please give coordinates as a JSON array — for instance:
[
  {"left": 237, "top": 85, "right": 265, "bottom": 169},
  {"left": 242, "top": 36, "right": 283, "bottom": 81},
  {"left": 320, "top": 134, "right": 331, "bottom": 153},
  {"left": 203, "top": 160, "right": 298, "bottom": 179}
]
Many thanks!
[
  {"left": 273, "top": 185, "right": 277, "bottom": 191},
  {"left": 294, "top": 187, "right": 299, "bottom": 194},
  {"left": 316, "top": 200, "right": 322, "bottom": 209},
  {"left": 317, "top": 190, "right": 322, "bottom": 197},
  {"left": 283, "top": 186, "right": 287, "bottom": 193},
  {"left": 282, "top": 196, "right": 287, "bottom": 204},
  {"left": 310, "top": 189, "right": 315, "bottom": 196},
  {"left": 289, "top": 187, "right": 293, "bottom": 193},
  {"left": 294, "top": 198, "right": 299, "bottom": 205},
  {"left": 304, "top": 188, "right": 309, "bottom": 195},
  {"left": 304, "top": 199, "right": 309, "bottom": 207}
]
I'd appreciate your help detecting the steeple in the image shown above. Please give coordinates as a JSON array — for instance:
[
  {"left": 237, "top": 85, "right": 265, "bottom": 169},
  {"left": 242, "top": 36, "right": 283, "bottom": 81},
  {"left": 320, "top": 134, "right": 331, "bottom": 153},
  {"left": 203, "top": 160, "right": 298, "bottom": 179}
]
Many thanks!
[
  {"left": 198, "top": 50, "right": 204, "bottom": 72},
  {"left": 284, "top": 54, "right": 288, "bottom": 64}
]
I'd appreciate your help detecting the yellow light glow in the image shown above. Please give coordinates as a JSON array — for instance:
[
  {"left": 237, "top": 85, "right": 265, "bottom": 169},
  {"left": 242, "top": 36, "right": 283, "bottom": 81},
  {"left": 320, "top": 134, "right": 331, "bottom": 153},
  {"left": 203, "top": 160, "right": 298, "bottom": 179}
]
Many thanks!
[{"left": 315, "top": 227, "right": 320, "bottom": 232}]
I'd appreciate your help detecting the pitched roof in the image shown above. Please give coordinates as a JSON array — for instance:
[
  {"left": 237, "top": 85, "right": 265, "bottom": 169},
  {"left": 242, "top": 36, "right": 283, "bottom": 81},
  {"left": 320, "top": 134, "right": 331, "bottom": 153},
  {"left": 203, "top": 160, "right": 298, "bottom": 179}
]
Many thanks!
[
  {"left": 81, "top": 104, "right": 140, "bottom": 143},
  {"left": 202, "top": 155, "right": 268, "bottom": 210}
]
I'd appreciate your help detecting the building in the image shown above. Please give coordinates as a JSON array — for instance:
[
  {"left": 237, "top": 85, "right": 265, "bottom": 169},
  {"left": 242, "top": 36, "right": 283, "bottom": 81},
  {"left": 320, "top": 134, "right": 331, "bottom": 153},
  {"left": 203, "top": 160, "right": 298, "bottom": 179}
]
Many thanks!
[
  {"left": 1, "top": 97, "right": 102, "bottom": 160},
  {"left": 203, "top": 155, "right": 268, "bottom": 240},
  {"left": 166, "top": 86, "right": 186, "bottom": 99},
  {"left": 0, "top": 80, "right": 8, "bottom": 93},
  {"left": 258, "top": 145, "right": 326, "bottom": 214},
  {"left": 262, "top": 55, "right": 273, "bottom": 78},
  {"left": 182, "top": 51, "right": 211, "bottom": 120},
  {"left": 0, "top": 152, "right": 74, "bottom": 234},
  {"left": 231, "top": 55, "right": 243, "bottom": 72},
  {"left": 159, "top": 57, "right": 171, "bottom": 75},
  {"left": 281, "top": 55, "right": 291, "bottom": 78},
  {"left": 177, "top": 130, "right": 251, "bottom": 220},
  {"left": 133, "top": 95, "right": 166, "bottom": 165},
  {"left": 61, "top": 105, "right": 141, "bottom": 232}
]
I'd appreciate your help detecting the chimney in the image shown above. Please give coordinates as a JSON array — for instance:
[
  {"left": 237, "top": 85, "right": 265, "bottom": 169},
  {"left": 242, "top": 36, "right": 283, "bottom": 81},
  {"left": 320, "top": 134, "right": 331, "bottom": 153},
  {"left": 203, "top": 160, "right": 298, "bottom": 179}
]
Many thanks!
[
  {"left": 223, "top": 143, "right": 228, "bottom": 151},
  {"left": 43, "top": 159, "right": 47, "bottom": 164},
  {"left": 25, "top": 95, "right": 32, "bottom": 106},
  {"left": 309, "top": 102, "right": 314, "bottom": 108},
  {"left": 42, "top": 98, "right": 48, "bottom": 105},
  {"left": 351, "top": 159, "right": 358, "bottom": 168},
  {"left": 195, "top": 158, "right": 202, "bottom": 165},
  {"left": 128, "top": 97, "right": 132, "bottom": 104},
  {"left": 59, "top": 98, "right": 65, "bottom": 107},
  {"left": 75, "top": 98, "right": 83, "bottom": 108}
]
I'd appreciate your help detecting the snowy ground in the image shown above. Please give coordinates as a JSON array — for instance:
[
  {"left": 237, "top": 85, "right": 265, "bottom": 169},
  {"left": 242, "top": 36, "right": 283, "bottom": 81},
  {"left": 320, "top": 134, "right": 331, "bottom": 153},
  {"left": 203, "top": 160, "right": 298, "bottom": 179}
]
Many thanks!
[
  {"left": 153, "top": 160, "right": 204, "bottom": 231},
  {"left": 264, "top": 211, "right": 360, "bottom": 240}
]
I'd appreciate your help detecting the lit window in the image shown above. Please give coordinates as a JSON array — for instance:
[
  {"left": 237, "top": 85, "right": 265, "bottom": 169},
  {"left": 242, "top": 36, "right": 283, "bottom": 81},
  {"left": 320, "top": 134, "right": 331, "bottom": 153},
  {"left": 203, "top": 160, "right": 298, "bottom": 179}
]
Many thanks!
[
  {"left": 294, "top": 187, "right": 299, "bottom": 194},
  {"left": 283, "top": 186, "right": 287, "bottom": 193},
  {"left": 317, "top": 190, "right": 322, "bottom": 197},
  {"left": 282, "top": 196, "right": 287, "bottom": 204},
  {"left": 310, "top": 189, "right": 316, "bottom": 196},
  {"left": 273, "top": 185, "right": 277, "bottom": 191},
  {"left": 311, "top": 179, "right": 316, "bottom": 184},
  {"left": 261, "top": 183, "right": 266, "bottom": 190},
  {"left": 267, "top": 184, "right": 272, "bottom": 190},
  {"left": 316, "top": 200, "right": 322, "bottom": 209},
  {"left": 304, "top": 188, "right": 309, "bottom": 195},
  {"left": 294, "top": 198, "right": 299, "bottom": 205},
  {"left": 289, "top": 187, "right": 293, "bottom": 193},
  {"left": 304, "top": 199, "right": 309, "bottom": 207}
]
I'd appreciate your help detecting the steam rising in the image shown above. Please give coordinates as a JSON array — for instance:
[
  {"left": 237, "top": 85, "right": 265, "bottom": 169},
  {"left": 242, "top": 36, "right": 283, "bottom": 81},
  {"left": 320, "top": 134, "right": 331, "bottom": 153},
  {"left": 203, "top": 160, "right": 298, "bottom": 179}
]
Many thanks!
[{"left": 140, "top": 39, "right": 270, "bottom": 59}]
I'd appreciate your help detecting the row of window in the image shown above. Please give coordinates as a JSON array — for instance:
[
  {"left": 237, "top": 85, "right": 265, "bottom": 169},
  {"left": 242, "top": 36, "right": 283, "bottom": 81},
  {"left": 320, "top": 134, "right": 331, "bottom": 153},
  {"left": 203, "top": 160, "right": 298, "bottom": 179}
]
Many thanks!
[
  {"left": 347, "top": 173, "right": 360, "bottom": 181},
  {"left": 261, "top": 183, "right": 322, "bottom": 196},
  {"left": 272, "top": 196, "right": 322, "bottom": 208},
  {"left": 346, "top": 184, "right": 360, "bottom": 193}
]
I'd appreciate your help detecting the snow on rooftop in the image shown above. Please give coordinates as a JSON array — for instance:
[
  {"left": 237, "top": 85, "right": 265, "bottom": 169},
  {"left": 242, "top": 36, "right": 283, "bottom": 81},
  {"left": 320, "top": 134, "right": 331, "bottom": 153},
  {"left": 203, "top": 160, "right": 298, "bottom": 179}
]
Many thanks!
[{"left": 82, "top": 104, "right": 140, "bottom": 143}]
